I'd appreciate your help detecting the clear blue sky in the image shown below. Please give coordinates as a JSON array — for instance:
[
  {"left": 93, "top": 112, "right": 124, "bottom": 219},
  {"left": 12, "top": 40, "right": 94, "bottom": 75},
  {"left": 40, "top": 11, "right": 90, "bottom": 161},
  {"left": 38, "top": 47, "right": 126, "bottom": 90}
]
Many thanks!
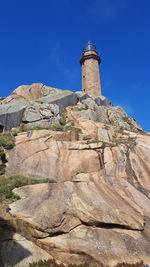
[{"left": 0, "top": 0, "right": 150, "bottom": 131}]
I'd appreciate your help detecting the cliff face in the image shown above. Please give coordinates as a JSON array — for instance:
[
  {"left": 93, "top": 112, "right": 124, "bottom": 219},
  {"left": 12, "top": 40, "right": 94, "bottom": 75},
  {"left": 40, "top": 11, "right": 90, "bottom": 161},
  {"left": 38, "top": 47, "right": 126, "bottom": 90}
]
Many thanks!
[{"left": 0, "top": 84, "right": 150, "bottom": 267}]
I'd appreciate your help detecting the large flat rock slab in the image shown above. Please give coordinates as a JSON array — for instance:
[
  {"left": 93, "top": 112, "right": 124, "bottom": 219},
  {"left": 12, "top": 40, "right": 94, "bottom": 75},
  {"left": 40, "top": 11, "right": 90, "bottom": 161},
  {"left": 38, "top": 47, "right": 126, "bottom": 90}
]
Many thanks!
[
  {"left": 0, "top": 99, "right": 27, "bottom": 130},
  {"left": 8, "top": 177, "right": 150, "bottom": 266}
]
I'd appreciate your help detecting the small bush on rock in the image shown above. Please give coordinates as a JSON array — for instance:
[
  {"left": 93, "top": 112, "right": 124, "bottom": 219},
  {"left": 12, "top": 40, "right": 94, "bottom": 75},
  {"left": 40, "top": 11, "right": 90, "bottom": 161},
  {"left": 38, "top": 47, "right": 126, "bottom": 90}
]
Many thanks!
[
  {"left": 0, "top": 132, "right": 15, "bottom": 149},
  {"left": 59, "top": 120, "right": 66, "bottom": 126},
  {"left": 83, "top": 136, "right": 91, "bottom": 141},
  {"left": 78, "top": 104, "right": 89, "bottom": 111}
]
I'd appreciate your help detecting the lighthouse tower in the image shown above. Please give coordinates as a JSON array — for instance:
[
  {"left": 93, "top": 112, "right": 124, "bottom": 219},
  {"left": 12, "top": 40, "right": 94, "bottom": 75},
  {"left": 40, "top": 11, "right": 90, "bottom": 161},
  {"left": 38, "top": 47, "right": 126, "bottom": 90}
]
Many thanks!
[{"left": 80, "top": 42, "right": 102, "bottom": 96}]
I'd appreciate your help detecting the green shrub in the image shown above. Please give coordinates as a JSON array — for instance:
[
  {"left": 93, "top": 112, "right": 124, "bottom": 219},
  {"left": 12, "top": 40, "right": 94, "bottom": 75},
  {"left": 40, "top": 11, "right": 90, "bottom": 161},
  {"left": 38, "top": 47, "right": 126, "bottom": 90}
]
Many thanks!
[
  {"left": 83, "top": 136, "right": 91, "bottom": 141},
  {"left": 59, "top": 120, "right": 66, "bottom": 126},
  {"left": 78, "top": 104, "right": 89, "bottom": 111},
  {"left": 0, "top": 133, "right": 15, "bottom": 176},
  {"left": 65, "top": 127, "right": 82, "bottom": 133},
  {"left": 12, "top": 127, "right": 25, "bottom": 135},
  {"left": 0, "top": 176, "right": 48, "bottom": 200},
  {"left": 0, "top": 132, "right": 15, "bottom": 149},
  {"left": 34, "top": 99, "right": 45, "bottom": 104},
  {"left": 70, "top": 121, "right": 75, "bottom": 126}
]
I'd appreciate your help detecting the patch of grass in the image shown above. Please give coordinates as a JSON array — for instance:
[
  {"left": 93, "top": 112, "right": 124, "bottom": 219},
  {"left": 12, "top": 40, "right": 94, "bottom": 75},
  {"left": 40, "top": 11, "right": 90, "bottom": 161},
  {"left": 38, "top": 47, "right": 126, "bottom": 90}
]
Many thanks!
[
  {"left": 78, "top": 104, "right": 89, "bottom": 111},
  {"left": 29, "top": 259, "right": 98, "bottom": 267},
  {"left": 0, "top": 132, "right": 15, "bottom": 149},
  {"left": 70, "top": 121, "right": 75, "bottom": 126},
  {"left": 29, "top": 259, "right": 145, "bottom": 267},
  {"left": 92, "top": 138, "right": 101, "bottom": 143},
  {"left": 59, "top": 120, "right": 66, "bottom": 126},
  {"left": 12, "top": 127, "right": 25, "bottom": 135},
  {"left": 114, "top": 261, "right": 144, "bottom": 267},
  {"left": 112, "top": 136, "right": 136, "bottom": 147},
  {"left": 0, "top": 165, "right": 5, "bottom": 175},
  {"left": 0, "top": 133, "right": 15, "bottom": 176},
  {"left": 83, "top": 136, "right": 91, "bottom": 141},
  {"left": 65, "top": 126, "right": 82, "bottom": 133},
  {"left": 48, "top": 125, "right": 82, "bottom": 133},
  {"left": 34, "top": 99, "right": 45, "bottom": 104},
  {"left": 0, "top": 176, "right": 49, "bottom": 200},
  {"left": 49, "top": 125, "right": 65, "bottom": 131},
  {"left": 11, "top": 124, "right": 82, "bottom": 134},
  {"left": 13, "top": 126, "right": 49, "bottom": 133}
]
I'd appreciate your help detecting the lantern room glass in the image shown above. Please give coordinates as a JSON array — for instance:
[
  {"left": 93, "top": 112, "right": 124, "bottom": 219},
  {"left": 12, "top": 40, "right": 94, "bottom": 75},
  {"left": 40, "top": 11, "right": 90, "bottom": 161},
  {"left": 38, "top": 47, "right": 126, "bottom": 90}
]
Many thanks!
[{"left": 83, "top": 42, "right": 96, "bottom": 52}]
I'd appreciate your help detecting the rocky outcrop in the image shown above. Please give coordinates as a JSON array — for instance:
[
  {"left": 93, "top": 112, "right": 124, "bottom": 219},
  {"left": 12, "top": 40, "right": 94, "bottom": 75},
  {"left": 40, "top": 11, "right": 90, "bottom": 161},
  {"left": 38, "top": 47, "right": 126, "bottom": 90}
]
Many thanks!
[
  {"left": 22, "top": 102, "right": 60, "bottom": 129},
  {"left": 0, "top": 83, "right": 150, "bottom": 266},
  {"left": 4, "top": 127, "right": 150, "bottom": 266},
  {"left": 0, "top": 83, "right": 78, "bottom": 130},
  {"left": 5, "top": 129, "right": 148, "bottom": 182},
  {"left": 64, "top": 104, "right": 142, "bottom": 132},
  {"left": 3, "top": 83, "right": 64, "bottom": 102},
  {"left": 0, "top": 83, "right": 121, "bottom": 131},
  {"left": 0, "top": 99, "right": 27, "bottom": 131},
  {"left": 9, "top": 179, "right": 150, "bottom": 265}
]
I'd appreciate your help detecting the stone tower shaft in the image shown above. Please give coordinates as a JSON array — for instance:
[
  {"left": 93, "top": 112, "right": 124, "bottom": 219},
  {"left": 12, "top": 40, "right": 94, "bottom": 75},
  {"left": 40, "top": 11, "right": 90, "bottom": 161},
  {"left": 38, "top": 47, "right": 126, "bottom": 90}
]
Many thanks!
[{"left": 80, "top": 42, "right": 102, "bottom": 96}]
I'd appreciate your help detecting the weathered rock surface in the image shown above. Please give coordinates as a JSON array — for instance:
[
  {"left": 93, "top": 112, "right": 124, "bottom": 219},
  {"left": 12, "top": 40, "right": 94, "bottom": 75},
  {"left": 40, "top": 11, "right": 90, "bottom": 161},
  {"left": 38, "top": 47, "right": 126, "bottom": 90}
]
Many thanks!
[
  {"left": 0, "top": 99, "right": 27, "bottom": 130},
  {"left": 39, "top": 91, "right": 78, "bottom": 113},
  {"left": 64, "top": 105, "right": 142, "bottom": 132},
  {"left": 0, "top": 84, "right": 150, "bottom": 266},
  {"left": 3, "top": 83, "right": 61, "bottom": 102},
  {"left": 0, "top": 83, "right": 78, "bottom": 130},
  {"left": 0, "top": 82, "right": 132, "bottom": 132},
  {"left": 22, "top": 102, "right": 60, "bottom": 129},
  {"left": 8, "top": 187, "right": 149, "bottom": 266},
  {"left": 4, "top": 127, "right": 150, "bottom": 266},
  {"left": 0, "top": 231, "right": 51, "bottom": 267}
]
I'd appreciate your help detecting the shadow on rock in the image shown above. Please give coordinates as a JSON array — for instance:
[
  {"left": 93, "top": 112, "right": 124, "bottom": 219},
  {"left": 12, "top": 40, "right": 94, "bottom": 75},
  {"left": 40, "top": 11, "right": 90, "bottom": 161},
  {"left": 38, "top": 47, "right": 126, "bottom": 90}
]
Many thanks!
[{"left": 0, "top": 217, "right": 31, "bottom": 267}]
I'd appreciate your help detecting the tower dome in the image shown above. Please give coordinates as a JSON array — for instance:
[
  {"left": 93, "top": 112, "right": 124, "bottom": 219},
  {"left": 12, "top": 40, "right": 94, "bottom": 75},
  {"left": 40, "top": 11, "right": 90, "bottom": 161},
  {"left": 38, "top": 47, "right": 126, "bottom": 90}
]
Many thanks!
[{"left": 83, "top": 41, "right": 96, "bottom": 52}]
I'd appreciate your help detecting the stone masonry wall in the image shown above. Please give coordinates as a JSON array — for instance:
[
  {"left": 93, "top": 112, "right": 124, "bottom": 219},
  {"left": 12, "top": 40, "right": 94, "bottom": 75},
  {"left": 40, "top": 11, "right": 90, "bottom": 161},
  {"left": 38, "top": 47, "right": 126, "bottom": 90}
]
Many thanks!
[{"left": 82, "top": 51, "right": 102, "bottom": 97}]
